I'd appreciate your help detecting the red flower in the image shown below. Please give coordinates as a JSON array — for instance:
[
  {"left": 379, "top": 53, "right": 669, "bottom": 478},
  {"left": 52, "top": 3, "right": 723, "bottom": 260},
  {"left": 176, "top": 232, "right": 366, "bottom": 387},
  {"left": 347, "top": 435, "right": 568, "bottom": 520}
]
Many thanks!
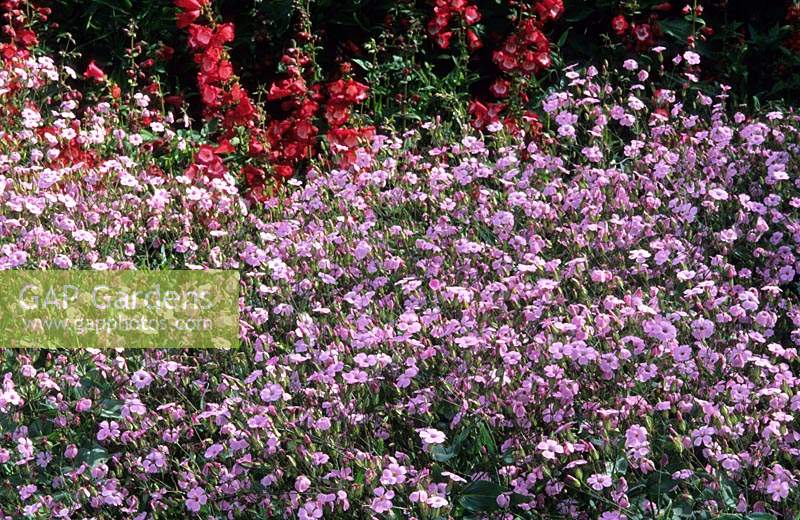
[
  {"left": 493, "top": 50, "right": 518, "bottom": 72},
  {"left": 463, "top": 6, "right": 480, "bottom": 25},
  {"left": 242, "top": 164, "right": 265, "bottom": 187},
  {"left": 490, "top": 79, "right": 511, "bottom": 98},
  {"left": 214, "top": 23, "right": 236, "bottom": 45},
  {"left": 187, "top": 24, "right": 213, "bottom": 49},
  {"left": 175, "top": 0, "right": 206, "bottom": 11},
  {"left": 83, "top": 61, "right": 106, "bottom": 82},
  {"left": 200, "top": 83, "right": 222, "bottom": 106},
  {"left": 535, "top": 0, "right": 564, "bottom": 23},
  {"left": 611, "top": 15, "right": 630, "bottom": 36},
  {"left": 213, "top": 140, "right": 235, "bottom": 154},
  {"left": 176, "top": 10, "right": 200, "bottom": 28},
  {"left": 294, "top": 120, "right": 317, "bottom": 141},
  {"left": 466, "top": 30, "right": 482, "bottom": 50},
  {"left": 17, "top": 29, "right": 37, "bottom": 47},
  {"left": 343, "top": 80, "right": 369, "bottom": 103},
  {"left": 324, "top": 103, "right": 350, "bottom": 127},
  {"left": 274, "top": 164, "right": 294, "bottom": 179},
  {"left": 435, "top": 31, "right": 453, "bottom": 49},
  {"left": 633, "top": 23, "right": 653, "bottom": 43},
  {"left": 195, "top": 145, "right": 217, "bottom": 165}
]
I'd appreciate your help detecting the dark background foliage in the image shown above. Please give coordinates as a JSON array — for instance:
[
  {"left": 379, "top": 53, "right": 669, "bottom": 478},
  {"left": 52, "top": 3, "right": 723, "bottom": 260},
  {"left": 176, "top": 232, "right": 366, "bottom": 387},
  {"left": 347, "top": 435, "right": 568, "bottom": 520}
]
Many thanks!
[{"left": 34, "top": 0, "right": 800, "bottom": 126}]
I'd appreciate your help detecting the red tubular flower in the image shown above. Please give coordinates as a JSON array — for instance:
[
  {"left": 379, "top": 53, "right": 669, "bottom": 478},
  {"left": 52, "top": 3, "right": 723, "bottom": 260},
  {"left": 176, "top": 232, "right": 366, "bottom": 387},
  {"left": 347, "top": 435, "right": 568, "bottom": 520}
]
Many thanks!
[
  {"left": 187, "top": 24, "right": 213, "bottom": 49},
  {"left": 343, "top": 80, "right": 369, "bottom": 103},
  {"left": 463, "top": 5, "right": 480, "bottom": 25},
  {"left": 468, "top": 100, "right": 489, "bottom": 128},
  {"left": 214, "top": 23, "right": 235, "bottom": 44},
  {"left": 493, "top": 50, "right": 518, "bottom": 72},
  {"left": 294, "top": 120, "right": 317, "bottom": 141},
  {"left": 466, "top": 30, "right": 482, "bottom": 50},
  {"left": 242, "top": 164, "right": 265, "bottom": 186},
  {"left": 176, "top": 10, "right": 200, "bottom": 28},
  {"left": 490, "top": 79, "right": 511, "bottom": 98},
  {"left": 611, "top": 15, "right": 630, "bottom": 36},
  {"left": 175, "top": 0, "right": 206, "bottom": 11},
  {"left": 435, "top": 31, "right": 453, "bottom": 49},
  {"left": 213, "top": 140, "right": 235, "bottom": 154},
  {"left": 17, "top": 29, "right": 37, "bottom": 47},
  {"left": 83, "top": 61, "right": 106, "bottom": 82},
  {"left": 324, "top": 103, "right": 350, "bottom": 127},
  {"left": 534, "top": 0, "right": 564, "bottom": 23}
]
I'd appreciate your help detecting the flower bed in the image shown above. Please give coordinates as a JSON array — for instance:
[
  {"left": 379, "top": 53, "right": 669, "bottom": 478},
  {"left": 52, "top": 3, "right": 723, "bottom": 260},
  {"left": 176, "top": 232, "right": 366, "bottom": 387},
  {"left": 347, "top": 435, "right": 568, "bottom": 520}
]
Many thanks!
[{"left": 1, "top": 21, "right": 800, "bottom": 516}]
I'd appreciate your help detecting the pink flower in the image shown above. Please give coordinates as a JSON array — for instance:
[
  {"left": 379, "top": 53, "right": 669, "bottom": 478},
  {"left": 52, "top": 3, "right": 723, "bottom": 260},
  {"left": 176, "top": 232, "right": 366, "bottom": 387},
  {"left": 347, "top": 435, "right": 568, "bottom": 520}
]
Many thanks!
[
  {"left": 625, "top": 425, "right": 648, "bottom": 449},
  {"left": 298, "top": 501, "right": 323, "bottom": 520},
  {"left": 537, "top": 439, "right": 564, "bottom": 460},
  {"left": 418, "top": 428, "right": 446, "bottom": 445},
  {"left": 370, "top": 487, "right": 394, "bottom": 513},
  {"left": 18, "top": 484, "right": 37, "bottom": 501},
  {"left": 97, "top": 421, "right": 120, "bottom": 441},
  {"left": 185, "top": 487, "right": 207, "bottom": 513},
  {"left": 683, "top": 51, "right": 701, "bottom": 65},
  {"left": 204, "top": 444, "right": 224, "bottom": 459},
  {"left": 496, "top": 493, "right": 511, "bottom": 508},
  {"left": 623, "top": 59, "right": 638, "bottom": 71},
  {"left": 691, "top": 318, "right": 715, "bottom": 340},
  {"left": 260, "top": 383, "right": 284, "bottom": 402},
  {"left": 64, "top": 444, "right": 78, "bottom": 459},
  {"left": 131, "top": 370, "right": 153, "bottom": 390},
  {"left": 587, "top": 473, "right": 612, "bottom": 490},
  {"left": 295, "top": 475, "right": 311, "bottom": 492}
]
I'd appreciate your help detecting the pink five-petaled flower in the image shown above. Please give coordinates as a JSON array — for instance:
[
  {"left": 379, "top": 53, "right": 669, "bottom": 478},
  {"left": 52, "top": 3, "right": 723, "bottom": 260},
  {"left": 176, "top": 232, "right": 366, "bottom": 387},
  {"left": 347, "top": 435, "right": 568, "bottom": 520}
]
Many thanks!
[
  {"left": 418, "top": 428, "right": 446, "bottom": 445},
  {"left": 96, "top": 421, "right": 120, "bottom": 442},
  {"left": 587, "top": 473, "right": 612, "bottom": 491},
  {"left": 370, "top": 487, "right": 395, "bottom": 513},
  {"left": 131, "top": 370, "right": 153, "bottom": 390},
  {"left": 625, "top": 425, "right": 648, "bottom": 450},
  {"left": 204, "top": 444, "right": 224, "bottom": 459},
  {"left": 537, "top": 439, "right": 564, "bottom": 460},
  {"left": 298, "top": 501, "right": 323, "bottom": 520},
  {"left": 260, "top": 383, "right": 283, "bottom": 402},
  {"left": 691, "top": 318, "right": 715, "bottom": 340},
  {"left": 295, "top": 475, "right": 311, "bottom": 493},
  {"left": 185, "top": 487, "right": 207, "bottom": 513}
]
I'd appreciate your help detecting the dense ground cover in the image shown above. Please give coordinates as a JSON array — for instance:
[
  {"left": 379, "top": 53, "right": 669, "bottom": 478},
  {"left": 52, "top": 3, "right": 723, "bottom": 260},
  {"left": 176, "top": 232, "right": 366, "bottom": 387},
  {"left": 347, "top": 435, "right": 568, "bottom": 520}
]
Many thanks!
[{"left": 1, "top": 0, "right": 800, "bottom": 519}]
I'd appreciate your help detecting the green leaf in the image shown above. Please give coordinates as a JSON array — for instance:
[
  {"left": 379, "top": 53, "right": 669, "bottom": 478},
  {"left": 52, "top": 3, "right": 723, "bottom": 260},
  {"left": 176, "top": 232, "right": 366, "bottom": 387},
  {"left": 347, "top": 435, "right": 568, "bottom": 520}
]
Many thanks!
[
  {"left": 670, "top": 501, "right": 693, "bottom": 519},
  {"left": 557, "top": 28, "right": 571, "bottom": 48},
  {"left": 747, "top": 514, "right": 777, "bottom": 520},
  {"left": 719, "top": 477, "right": 739, "bottom": 508},
  {"left": 459, "top": 480, "right": 503, "bottom": 513},
  {"left": 351, "top": 58, "right": 373, "bottom": 71},
  {"left": 79, "top": 446, "right": 109, "bottom": 468},
  {"left": 430, "top": 444, "right": 456, "bottom": 462},
  {"left": 658, "top": 19, "right": 693, "bottom": 42},
  {"left": 99, "top": 398, "right": 124, "bottom": 419}
]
